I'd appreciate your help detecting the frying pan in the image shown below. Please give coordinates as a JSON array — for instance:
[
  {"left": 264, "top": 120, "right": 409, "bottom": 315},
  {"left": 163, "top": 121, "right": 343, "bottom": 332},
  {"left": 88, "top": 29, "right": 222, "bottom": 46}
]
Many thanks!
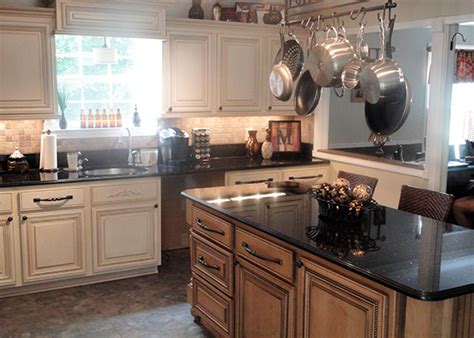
[
  {"left": 294, "top": 27, "right": 322, "bottom": 116},
  {"left": 269, "top": 31, "right": 295, "bottom": 102},
  {"left": 365, "top": 78, "right": 411, "bottom": 136}
]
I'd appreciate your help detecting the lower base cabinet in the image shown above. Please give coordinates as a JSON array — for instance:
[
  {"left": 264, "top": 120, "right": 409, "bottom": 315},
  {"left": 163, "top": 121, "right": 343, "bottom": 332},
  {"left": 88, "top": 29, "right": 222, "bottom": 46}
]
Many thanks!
[
  {"left": 0, "top": 215, "right": 15, "bottom": 287},
  {"left": 20, "top": 210, "right": 86, "bottom": 283},
  {"left": 235, "top": 257, "right": 295, "bottom": 338},
  {"left": 297, "top": 258, "right": 390, "bottom": 338},
  {"left": 92, "top": 203, "right": 159, "bottom": 273}
]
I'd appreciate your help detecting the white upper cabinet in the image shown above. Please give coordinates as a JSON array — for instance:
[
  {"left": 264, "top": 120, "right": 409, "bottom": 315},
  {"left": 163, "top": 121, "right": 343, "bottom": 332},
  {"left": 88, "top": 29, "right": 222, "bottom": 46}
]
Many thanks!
[
  {"left": 217, "top": 34, "right": 264, "bottom": 112},
  {"left": 0, "top": 8, "right": 57, "bottom": 119},
  {"left": 55, "top": 0, "right": 166, "bottom": 38},
  {"left": 165, "top": 31, "right": 214, "bottom": 113}
]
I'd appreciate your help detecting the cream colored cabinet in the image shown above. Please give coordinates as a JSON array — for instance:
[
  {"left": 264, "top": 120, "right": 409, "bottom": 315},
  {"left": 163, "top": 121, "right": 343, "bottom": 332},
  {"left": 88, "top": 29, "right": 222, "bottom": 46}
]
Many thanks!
[
  {"left": 217, "top": 34, "right": 264, "bottom": 112},
  {"left": 55, "top": 0, "right": 166, "bottom": 38},
  {"left": 92, "top": 203, "right": 159, "bottom": 273},
  {"left": 20, "top": 210, "right": 86, "bottom": 283},
  {"left": 0, "top": 8, "right": 57, "bottom": 119},
  {"left": 165, "top": 31, "right": 214, "bottom": 113},
  {"left": 0, "top": 215, "right": 16, "bottom": 287}
]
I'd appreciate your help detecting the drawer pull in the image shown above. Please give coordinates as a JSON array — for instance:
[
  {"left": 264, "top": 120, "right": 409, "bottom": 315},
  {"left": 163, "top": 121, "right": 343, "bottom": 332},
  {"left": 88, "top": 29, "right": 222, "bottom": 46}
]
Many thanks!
[
  {"left": 235, "top": 178, "right": 274, "bottom": 185},
  {"left": 33, "top": 195, "right": 73, "bottom": 203},
  {"left": 198, "top": 255, "right": 220, "bottom": 271},
  {"left": 7, "top": 217, "right": 13, "bottom": 223},
  {"left": 242, "top": 242, "right": 282, "bottom": 265},
  {"left": 288, "top": 174, "right": 323, "bottom": 180},
  {"left": 196, "top": 219, "right": 225, "bottom": 236}
]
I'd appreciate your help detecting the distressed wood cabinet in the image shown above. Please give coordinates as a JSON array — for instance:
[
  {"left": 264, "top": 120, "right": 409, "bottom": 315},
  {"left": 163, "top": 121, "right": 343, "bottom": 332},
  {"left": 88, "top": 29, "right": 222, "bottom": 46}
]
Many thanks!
[{"left": 0, "top": 8, "right": 57, "bottom": 119}]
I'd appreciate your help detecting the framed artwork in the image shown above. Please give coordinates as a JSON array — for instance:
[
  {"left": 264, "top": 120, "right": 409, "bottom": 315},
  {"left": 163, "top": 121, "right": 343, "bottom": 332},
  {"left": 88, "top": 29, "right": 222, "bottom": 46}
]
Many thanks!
[
  {"left": 351, "top": 88, "right": 365, "bottom": 102},
  {"left": 269, "top": 120, "right": 301, "bottom": 153}
]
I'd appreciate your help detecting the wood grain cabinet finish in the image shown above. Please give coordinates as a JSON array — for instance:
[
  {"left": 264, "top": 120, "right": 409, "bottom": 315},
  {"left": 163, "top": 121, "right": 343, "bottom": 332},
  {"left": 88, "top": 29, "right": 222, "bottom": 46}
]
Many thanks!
[
  {"left": 297, "top": 258, "right": 391, "bottom": 338},
  {"left": 190, "top": 231, "right": 233, "bottom": 297},
  {"left": 192, "top": 275, "right": 234, "bottom": 338},
  {"left": 20, "top": 210, "right": 86, "bottom": 283},
  {"left": 0, "top": 215, "right": 16, "bottom": 287},
  {"left": 92, "top": 203, "right": 159, "bottom": 273},
  {"left": 0, "top": 8, "right": 56, "bottom": 119},
  {"left": 235, "top": 257, "right": 295, "bottom": 338},
  {"left": 192, "top": 207, "right": 233, "bottom": 249},
  {"left": 55, "top": 0, "right": 166, "bottom": 38},
  {"left": 217, "top": 35, "right": 264, "bottom": 112},
  {"left": 166, "top": 31, "right": 213, "bottom": 113}
]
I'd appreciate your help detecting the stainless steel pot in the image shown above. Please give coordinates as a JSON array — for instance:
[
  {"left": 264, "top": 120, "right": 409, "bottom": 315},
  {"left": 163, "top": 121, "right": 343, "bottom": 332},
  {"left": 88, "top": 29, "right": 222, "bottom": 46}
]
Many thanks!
[
  {"left": 359, "top": 16, "right": 405, "bottom": 104},
  {"left": 341, "top": 21, "right": 367, "bottom": 90},
  {"left": 269, "top": 31, "right": 294, "bottom": 101},
  {"left": 308, "top": 27, "right": 356, "bottom": 88}
]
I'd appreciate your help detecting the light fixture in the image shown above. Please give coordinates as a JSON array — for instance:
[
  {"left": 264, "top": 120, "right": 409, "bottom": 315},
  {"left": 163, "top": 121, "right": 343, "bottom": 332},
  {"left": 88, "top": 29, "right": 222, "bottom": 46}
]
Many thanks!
[{"left": 93, "top": 37, "right": 118, "bottom": 64}]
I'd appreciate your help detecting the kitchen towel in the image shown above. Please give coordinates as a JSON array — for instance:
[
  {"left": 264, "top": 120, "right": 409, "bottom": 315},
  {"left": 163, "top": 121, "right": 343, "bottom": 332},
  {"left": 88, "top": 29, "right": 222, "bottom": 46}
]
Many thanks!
[{"left": 40, "top": 131, "right": 58, "bottom": 171}]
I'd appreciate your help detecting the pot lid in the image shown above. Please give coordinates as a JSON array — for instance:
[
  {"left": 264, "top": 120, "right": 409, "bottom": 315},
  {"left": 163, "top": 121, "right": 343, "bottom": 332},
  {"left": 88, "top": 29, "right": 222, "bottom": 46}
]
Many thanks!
[{"left": 8, "top": 147, "right": 25, "bottom": 159}]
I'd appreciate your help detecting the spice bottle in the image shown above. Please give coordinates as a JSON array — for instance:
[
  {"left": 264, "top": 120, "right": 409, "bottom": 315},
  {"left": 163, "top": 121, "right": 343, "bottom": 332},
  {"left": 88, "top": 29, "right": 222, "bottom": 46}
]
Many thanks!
[
  {"left": 102, "top": 109, "right": 108, "bottom": 128},
  {"left": 133, "top": 105, "right": 141, "bottom": 127},
  {"left": 109, "top": 108, "right": 116, "bottom": 128},
  {"left": 87, "top": 109, "right": 94, "bottom": 128},
  {"left": 116, "top": 108, "right": 123, "bottom": 128},
  {"left": 80, "top": 109, "right": 86, "bottom": 129},
  {"left": 95, "top": 109, "right": 101, "bottom": 128}
]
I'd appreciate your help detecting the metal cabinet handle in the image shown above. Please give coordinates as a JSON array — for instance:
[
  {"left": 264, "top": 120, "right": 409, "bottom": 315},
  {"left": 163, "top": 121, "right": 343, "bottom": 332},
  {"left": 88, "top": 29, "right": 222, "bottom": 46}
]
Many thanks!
[
  {"left": 22, "top": 216, "right": 28, "bottom": 221},
  {"left": 219, "top": 106, "right": 223, "bottom": 111},
  {"left": 7, "top": 217, "right": 13, "bottom": 223},
  {"left": 241, "top": 242, "right": 282, "bottom": 265},
  {"left": 268, "top": 106, "right": 272, "bottom": 110},
  {"left": 196, "top": 219, "right": 225, "bottom": 236},
  {"left": 168, "top": 107, "right": 173, "bottom": 113},
  {"left": 198, "top": 255, "right": 220, "bottom": 271},
  {"left": 33, "top": 195, "right": 73, "bottom": 203},
  {"left": 154, "top": 204, "right": 159, "bottom": 209},
  {"left": 235, "top": 178, "right": 273, "bottom": 185},
  {"left": 288, "top": 174, "right": 323, "bottom": 180}
]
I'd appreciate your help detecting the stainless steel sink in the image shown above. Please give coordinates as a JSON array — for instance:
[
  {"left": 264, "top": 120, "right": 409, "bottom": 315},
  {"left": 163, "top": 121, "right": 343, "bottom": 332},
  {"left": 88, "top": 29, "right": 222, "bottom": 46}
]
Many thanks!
[{"left": 83, "top": 167, "right": 147, "bottom": 177}]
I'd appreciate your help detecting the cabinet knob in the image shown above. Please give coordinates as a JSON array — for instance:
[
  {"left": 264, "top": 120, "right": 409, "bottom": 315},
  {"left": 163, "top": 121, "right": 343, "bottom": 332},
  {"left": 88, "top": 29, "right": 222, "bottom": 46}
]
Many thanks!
[
  {"left": 268, "top": 106, "right": 272, "bottom": 110},
  {"left": 218, "top": 106, "right": 223, "bottom": 111},
  {"left": 154, "top": 204, "right": 159, "bottom": 209},
  {"left": 22, "top": 216, "right": 28, "bottom": 221},
  {"left": 168, "top": 107, "right": 173, "bottom": 113},
  {"left": 7, "top": 217, "right": 13, "bottom": 223},
  {"left": 266, "top": 205, "right": 271, "bottom": 209}
]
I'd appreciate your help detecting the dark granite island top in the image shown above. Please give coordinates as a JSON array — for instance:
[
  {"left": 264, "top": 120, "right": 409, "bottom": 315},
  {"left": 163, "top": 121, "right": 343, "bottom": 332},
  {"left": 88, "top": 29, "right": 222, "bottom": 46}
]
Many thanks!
[
  {"left": 0, "top": 157, "right": 328, "bottom": 188},
  {"left": 182, "top": 183, "right": 474, "bottom": 301}
]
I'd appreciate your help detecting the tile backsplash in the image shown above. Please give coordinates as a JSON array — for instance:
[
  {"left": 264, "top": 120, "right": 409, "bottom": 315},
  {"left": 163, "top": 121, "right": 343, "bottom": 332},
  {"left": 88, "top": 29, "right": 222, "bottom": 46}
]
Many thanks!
[{"left": 0, "top": 116, "right": 314, "bottom": 155}]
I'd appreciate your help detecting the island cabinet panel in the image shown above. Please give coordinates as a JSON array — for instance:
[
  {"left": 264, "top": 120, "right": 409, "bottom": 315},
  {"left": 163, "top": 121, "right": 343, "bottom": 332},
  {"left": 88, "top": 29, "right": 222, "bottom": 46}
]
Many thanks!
[
  {"left": 297, "top": 258, "right": 392, "bottom": 338},
  {"left": 0, "top": 215, "right": 15, "bottom": 287},
  {"left": 235, "top": 257, "right": 295, "bottom": 338},
  {"left": 190, "top": 231, "right": 233, "bottom": 297}
]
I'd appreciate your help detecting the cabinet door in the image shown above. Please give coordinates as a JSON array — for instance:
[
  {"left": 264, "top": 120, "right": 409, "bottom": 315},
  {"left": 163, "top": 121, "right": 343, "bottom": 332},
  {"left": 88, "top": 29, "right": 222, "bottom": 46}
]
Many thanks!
[
  {"left": 262, "top": 198, "right": 306, "bottom": 238},
  {"left": 235, "top": 257, "right": 295, "bottom": 338},
  {"left": 166, "top": 32, "right": 213, "bottom": 113},
  {"left": 0, "top": 215, "right": 15, "bottom": 287},
  {"left": 297, "top": 258, "right": 390, "bottom": 338},
  {"left": 21, "top": 210, "right": 86, "bottom": 283},
  {"left": 92, "top": 203, "right": 159, "bottom": 272},
  {"left": 0, "top": 10, "right": 56, "bottom": 118},
  {"left": 217, "top": 35, "right": 263, "bottom": 112}
]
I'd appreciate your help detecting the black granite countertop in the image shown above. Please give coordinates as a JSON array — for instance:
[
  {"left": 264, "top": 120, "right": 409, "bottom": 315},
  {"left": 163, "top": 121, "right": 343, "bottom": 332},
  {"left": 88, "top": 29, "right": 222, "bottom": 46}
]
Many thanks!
[
  {"left": 0, "top": 157, "right": 328, "bottom": 188},
  {"left": 182, "top": 183, "right": 474, "bottom": 301}
]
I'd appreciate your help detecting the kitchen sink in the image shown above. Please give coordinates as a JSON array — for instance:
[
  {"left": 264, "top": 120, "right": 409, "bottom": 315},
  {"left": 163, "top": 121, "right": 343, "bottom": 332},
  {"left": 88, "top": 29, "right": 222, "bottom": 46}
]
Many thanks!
[{"left": 83, "top": 167, "right": 148, "bottom": 177}]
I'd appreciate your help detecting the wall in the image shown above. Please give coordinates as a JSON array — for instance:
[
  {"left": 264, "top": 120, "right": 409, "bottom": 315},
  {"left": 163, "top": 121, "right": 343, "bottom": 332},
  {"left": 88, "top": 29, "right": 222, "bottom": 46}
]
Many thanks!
[
  {"left": 327, "top": 160, "right": 429, "bottom": 208},
  {"left": 328, "top": 26, "right": 432, "bottom": 148}
]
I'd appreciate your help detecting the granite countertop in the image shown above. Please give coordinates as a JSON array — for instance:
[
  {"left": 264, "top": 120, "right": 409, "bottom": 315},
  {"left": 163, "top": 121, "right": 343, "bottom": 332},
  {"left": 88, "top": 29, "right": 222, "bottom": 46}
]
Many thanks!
[
  {"left": 182, "top": 183, "right": 474, "bottom": 301},
  {"left": 0, "top": 157, "right": 328, "bottom": 188}
]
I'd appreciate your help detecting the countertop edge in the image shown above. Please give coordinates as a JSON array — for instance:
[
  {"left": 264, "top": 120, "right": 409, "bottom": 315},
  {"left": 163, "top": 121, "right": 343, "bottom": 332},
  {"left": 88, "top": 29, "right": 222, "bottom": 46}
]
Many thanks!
[{"left": 181, "top": 191, "right": 473, "bottom": 302}]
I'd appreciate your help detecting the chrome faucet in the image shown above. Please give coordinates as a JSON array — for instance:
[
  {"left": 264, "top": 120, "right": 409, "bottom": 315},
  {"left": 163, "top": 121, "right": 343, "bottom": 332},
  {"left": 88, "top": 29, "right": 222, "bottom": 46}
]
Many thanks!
[{"left": 119, "top": 128, "right": 133, "bottom": 166}]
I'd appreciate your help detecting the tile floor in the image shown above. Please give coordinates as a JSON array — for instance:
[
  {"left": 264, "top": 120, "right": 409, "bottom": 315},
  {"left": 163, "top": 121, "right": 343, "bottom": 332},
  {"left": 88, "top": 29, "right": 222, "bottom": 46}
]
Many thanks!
[{"left": 0, "top": 250, "right": 212, "bottom": 338}]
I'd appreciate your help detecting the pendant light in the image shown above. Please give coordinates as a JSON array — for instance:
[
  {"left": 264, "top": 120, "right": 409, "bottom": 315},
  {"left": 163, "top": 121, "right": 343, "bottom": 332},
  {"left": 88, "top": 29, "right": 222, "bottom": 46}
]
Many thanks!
[{"left": 93, "top": 37, "right": 118, "bottom": 64}]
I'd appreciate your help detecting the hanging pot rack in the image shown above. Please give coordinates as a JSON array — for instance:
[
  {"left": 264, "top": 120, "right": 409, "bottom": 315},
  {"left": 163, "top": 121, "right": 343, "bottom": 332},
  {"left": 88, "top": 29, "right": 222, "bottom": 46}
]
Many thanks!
[{"left": 284, "top": 0, "right": 397, "bottom": 27}]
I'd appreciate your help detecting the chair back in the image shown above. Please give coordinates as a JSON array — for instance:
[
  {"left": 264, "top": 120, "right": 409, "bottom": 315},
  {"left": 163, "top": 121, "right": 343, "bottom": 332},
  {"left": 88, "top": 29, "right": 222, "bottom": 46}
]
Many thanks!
[
  {"left": 398, "top": 185, "right": 454, "bottom": 222},
  {"left": 337, "top": 171, "right": 379, "bottom": 197}
]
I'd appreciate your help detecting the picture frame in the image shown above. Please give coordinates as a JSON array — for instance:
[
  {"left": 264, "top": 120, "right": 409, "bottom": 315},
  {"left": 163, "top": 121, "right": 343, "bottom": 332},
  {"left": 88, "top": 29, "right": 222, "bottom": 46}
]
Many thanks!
[
  {"left": 351, "top": 88, "right": 365, "bottom": 102},
  {"left": 269, "top": 120, "right": 302, "bottom": 153}
]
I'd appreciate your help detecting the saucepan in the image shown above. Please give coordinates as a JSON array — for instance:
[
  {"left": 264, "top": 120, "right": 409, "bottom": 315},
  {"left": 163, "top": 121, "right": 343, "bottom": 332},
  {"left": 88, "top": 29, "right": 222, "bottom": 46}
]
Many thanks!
[{"left": 359, "top": 14, "right": 405, "bottom": 104}]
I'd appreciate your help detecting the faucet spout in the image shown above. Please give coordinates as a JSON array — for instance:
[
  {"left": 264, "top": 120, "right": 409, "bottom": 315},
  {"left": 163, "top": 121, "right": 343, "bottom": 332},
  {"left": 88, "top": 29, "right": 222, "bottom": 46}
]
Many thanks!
[{"left": 119, "top": 128, "right": 133, "bottom": 166}]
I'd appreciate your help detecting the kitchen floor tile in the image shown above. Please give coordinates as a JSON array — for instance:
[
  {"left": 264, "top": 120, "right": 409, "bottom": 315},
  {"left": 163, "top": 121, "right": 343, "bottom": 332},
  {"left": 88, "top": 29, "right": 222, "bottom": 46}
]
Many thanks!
[{"left": 0, "top": 250, "right": 212, "bottom": 338}]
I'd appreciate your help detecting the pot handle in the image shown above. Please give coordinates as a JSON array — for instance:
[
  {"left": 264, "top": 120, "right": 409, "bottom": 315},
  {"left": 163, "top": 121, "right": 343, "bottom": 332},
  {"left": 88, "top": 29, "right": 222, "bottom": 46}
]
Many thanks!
[
  {"left": 333, "top": 86, "right": 344, "bottom": 98},
  {"left": 377, "top": 14, "right": 386, "bottom": 60}
]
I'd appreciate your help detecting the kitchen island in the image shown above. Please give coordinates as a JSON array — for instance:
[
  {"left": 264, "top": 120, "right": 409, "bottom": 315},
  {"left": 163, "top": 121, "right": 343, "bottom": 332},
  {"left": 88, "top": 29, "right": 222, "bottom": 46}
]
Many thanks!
[{"left": 183, "top": 183, "right": 474, "bottom": 338}]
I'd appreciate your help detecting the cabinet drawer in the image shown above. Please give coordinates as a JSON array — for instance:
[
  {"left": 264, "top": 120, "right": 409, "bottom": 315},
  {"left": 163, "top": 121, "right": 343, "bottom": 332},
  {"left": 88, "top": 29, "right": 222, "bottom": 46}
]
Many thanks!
[
  {"left": 281, "top": 166, "right": 328, "bottom": 184},
  {"left": 191, "top": 231, "right": 233, "bottom": 297},
  {"left": 192, "top": 275, "right": 233, "bottom": 337},
  {"left": 20, "top": 188, "right": 84, "bottom": 212},
  {"left": 225, "top": 170, "right": 282, "bottom": 186},
  {"left": 235, "top": 228, "right": 293, "bottom": 283},
  {"left": 192, "top": 207, "right": 233, "bottom": 249},
  {"left": 0, "top": 194, "right": 12, "bottom": 213},
  {"left": 92, "top": 181, "right": 158, "bottom": 204}
]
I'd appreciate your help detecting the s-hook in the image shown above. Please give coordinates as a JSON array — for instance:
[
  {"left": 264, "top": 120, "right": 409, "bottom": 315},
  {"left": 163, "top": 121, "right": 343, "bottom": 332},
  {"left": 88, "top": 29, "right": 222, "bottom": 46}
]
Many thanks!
[{"left": 450, "top": 32, "right": 467, "bottom": 51}]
